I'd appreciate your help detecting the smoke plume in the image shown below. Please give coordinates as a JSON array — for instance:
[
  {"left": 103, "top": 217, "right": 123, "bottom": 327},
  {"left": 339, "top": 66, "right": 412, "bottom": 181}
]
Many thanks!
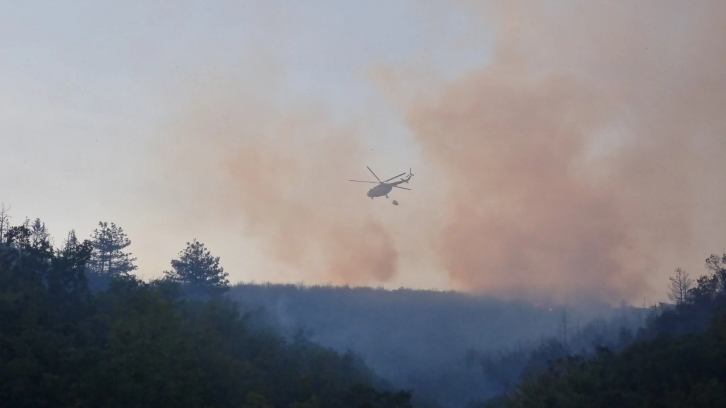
[
  {"left": 160, "top": 75, "right": 397, "bottom": 286},
  {"left": 380, "top": 0, "right": 726, "bottom": 302},
  {"left": 159, "top": 1, "right": 726, "bottom": 303}
]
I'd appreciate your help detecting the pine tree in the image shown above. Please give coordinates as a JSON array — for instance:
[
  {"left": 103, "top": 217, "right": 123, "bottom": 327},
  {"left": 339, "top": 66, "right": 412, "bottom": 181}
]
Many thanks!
[
  {"left": 88, "top": 221, "right": 137, "bottom": 277},
  {"left": 29, "top": 218, "right": 51, "bottom": 248},
  {"left": 164, "top": 239, "right": 229, "bottom": 294},
  {"left": 60, "top": 230, "right": 80, "bottom": 255}
]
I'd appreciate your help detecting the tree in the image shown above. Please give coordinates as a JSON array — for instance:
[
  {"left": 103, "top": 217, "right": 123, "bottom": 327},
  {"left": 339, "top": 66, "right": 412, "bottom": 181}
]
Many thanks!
[
  {"left": 164, "top": 239, "right": 229, "bottom": 295},
  {"left": 61, "top": 230, "right": 79, "bottom": 251},
  {"left": 29, "top": 218, "right": 52, "bottom": 248},
  {"left": 667, "top": 267, "right": 694, "bottom": 304},
  {"left": 0, "top": 214, "right": 417, "bottom": 408},
  {"left": 705, "top": 254, "right": 726, "bottom": 295},
  {"left": 0, "top": 203, "right": 10, "bottom": 243},
  {"left": 59, "top": 230, "right": 82, "bottom": 259},
  {"left": 88, "top": 221, "right": 137, "bottom": 277},
  {"left": 558, "top": 309, "right": 570, "bottom": 350}
]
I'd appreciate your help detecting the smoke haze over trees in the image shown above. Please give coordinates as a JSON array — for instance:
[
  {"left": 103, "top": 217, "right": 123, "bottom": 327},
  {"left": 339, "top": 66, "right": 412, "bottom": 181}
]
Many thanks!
[
  {"left": 0, "top": 209, "right": 656, "bottom": 407},
  {"left": 228, "top": 283, "right": 646, "bottom": 407},
  {"left": 2, "top": 1, "right": 724, "bottom": 305},
  {"left": 0, "top": 199, "right": 724, "bottom": 406},
  {"left": 138, "top": 0, "right": 726, "bottom": 307},
  {"left": 2, "top": 1, "right": 726, "bottom": 406},
  {"left": 483, "top": 253, "right": 726, "bottom": 407},
  {"left": 0, "top": 214, "right": 415, "bottom": 407}
]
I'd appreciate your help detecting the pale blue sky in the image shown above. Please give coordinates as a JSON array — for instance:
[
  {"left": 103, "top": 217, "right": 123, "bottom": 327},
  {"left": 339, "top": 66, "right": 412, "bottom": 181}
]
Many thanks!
[{"left": 0, "top": 1, "right": 492, "bottom": 286}]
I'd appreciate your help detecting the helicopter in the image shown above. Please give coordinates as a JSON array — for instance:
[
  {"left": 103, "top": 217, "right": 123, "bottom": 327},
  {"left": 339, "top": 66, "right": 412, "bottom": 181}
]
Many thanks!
[{"left": 349, "top": 166, "right": 413, "bottom": 199}]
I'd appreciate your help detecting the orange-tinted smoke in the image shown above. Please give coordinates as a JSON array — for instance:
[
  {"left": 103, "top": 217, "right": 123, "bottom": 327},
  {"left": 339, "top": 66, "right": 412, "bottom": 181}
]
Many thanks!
[
  {"left": 385, "top": 0, "right": 726, "bottom": 303},
  {"left": 161, "top": 79, "right": 397, "bottom": 286}
]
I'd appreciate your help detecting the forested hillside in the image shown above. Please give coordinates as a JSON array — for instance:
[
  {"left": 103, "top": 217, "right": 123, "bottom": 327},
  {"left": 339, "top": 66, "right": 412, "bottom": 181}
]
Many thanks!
[
  {"left": 3, "top": 211, "right": 721, "bottom": 407},
  {"left": 480, "top": 254, "right": 726, "bottom": 408},
  {"left": 0, "top": 220, "right": 413, "bottom": 408},
  {"left": 228, "top": 283, "right": 645, "bottom": 407}
]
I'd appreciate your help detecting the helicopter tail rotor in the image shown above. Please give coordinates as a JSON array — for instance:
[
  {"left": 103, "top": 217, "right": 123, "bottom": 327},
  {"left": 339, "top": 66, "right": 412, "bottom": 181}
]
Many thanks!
[{"left": 403, "top": 168, "right": 413, "bottom": 183}]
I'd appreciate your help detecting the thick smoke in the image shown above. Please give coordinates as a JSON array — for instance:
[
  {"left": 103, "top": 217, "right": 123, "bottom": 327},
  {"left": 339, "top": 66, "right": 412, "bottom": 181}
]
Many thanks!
[
  {"left": 160, "top": 1, "right": 726, "bottom": 303},
  {"left": 382, "top": 0, "right": 726, "bottom": 302},
  {"left": 160, "top": 77, "right": 397, "bottom": 286}
]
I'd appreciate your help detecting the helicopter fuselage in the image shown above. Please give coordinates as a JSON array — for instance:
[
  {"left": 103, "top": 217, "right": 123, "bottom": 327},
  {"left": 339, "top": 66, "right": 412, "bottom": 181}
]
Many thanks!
[
  {"left": 366, "top": 175, "right": 412, "bottom": 198},
  {"left": 367, "top": 183, "right": 393, "bottom": 198}
]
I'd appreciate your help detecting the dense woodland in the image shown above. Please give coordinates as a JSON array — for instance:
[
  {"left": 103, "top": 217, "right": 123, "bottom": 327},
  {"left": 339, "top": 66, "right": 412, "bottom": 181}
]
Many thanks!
[
  {"left": 478, "top": 254, "right": 726, "bottom": 408},
  {"left": 1, "top": 208, "right": 724, "bottom": 407},
  {"left": 0, "top": 212, "right": 413, "bottom": 408},
  {"left": 228, "top": 283, "right": 645, "bottom": 407}
]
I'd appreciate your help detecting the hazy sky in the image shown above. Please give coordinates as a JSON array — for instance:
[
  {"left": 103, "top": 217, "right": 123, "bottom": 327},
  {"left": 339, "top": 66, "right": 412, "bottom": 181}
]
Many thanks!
[
  {"left": 2, "top": 1, "right": 724, "bottom": 304},
  {"left": 0, "top": 0, "right": 487, "bottom": 286}
]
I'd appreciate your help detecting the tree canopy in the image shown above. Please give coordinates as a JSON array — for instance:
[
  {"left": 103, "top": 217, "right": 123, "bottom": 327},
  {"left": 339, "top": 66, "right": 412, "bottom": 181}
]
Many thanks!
[
  {"left": 88, "top": 221, "right": 137, "bottom": 277},
  {"left": 165, "top": 239, "right": 230, "bottom": 295},
  {"left": 482, "top": 253, "right": 726, "bottom": 408},
  {"left": 0, "top": 217, "right": 414, "bottom": 408}
]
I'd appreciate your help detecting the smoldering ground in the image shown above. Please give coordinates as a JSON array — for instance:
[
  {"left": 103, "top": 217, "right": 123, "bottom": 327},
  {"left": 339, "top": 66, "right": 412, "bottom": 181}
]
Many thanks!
[{"left": 158, "top": 0, "right": 726, "bottom": 304}]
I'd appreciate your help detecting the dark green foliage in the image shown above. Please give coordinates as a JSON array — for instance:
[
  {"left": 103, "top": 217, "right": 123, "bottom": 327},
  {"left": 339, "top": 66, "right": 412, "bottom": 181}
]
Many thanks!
[
  {"left": 0, "top": 222, "right": 413, "bottom": 408},
  {"left": 88, "top": 221, "right": 138, "bottom": 278},
  {"left": 164, "top": 239, "right": 230, "bottom": 296},
  {"left": 490, "top": 314, "right": 726, "bottom": 408},
  {"left": 86, "top": 277, "right": 208, "bottom": 408},
  {"left": 485, "top": 253, "right": 726, "bottom": 408},
  {"left": 0, "top": 224, "right": 96, "bottom": 407},
  {"left": 640, "top": 254, "right": 726, "bottom": 339}
]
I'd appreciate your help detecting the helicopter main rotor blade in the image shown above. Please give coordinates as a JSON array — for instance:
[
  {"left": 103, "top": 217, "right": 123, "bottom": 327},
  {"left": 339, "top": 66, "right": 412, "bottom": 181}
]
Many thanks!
[
  {"left": 349, "top": 180, "right": 378, "bottom": 183},
  {"left": 383, "top": 172, "right": 407, "bottom": 183},
  {"left": 393, "top": 186, "right": 411, "bottom": 190},
  {"left": 366, "top": 166, "right": 381, "bottom": 182}
]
